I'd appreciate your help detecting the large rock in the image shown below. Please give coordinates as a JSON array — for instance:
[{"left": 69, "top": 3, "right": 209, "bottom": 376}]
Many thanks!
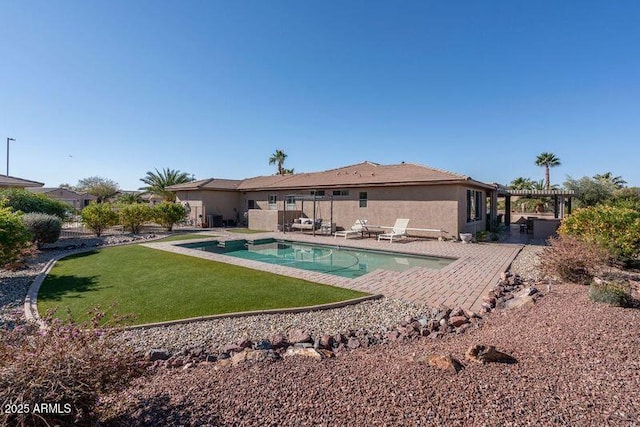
[
  {"left": 284, "top": 347, "right": 333, "bottom": 361},
  {"left": 270, "top": 334, "right": 288, "bottom": 348},
  {"left": 319, "top": 334, "right": 334, "bottom": 349},
  {"left": 414, "top": 354, "right": 463, "bottom": 374},
  {"left": 347, "top": 337, "right": 361, "bottom": 349},
  {"left": 503, "top": 295, "right": 535, "bottom": 310},
  {"left": 465, "top": 345, "right": 517, "bottom": 364},
  {"left": 288, "top": 329, "right": 312, "bottom": 344},
  {"left": 147, "top": 348, "right": 171, "bottom": 361},
  {"left": 448, "top": 316, "right": 469, "bottom": 327}
]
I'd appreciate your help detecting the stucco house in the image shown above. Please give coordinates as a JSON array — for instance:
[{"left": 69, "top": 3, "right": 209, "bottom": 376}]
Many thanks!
[
  {"left": 169, "top": 161, "right": 498, "bottom": 239},
  {"left": 26, "top": 187, "right": 97, "bottom": 211},
  {"left": 0, "top": 175, "right": 44, "bottom": 190}
]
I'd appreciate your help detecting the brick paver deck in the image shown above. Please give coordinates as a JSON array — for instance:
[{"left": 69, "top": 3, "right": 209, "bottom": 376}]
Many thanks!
[{"left": 144, "top": 231, "right": 524, "bottom": 312}]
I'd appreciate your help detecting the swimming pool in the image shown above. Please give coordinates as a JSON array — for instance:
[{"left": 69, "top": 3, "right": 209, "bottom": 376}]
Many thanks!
[{"left": 178, "top": 239, "right": 455, "bottom": 279}]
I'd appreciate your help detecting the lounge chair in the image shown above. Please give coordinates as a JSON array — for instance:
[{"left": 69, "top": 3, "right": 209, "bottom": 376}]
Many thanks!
[
  {"left": 378, "top": 219, "right": 409, "bottom": 242},
  {"left": 334, "top": 219, "right": 368, "bottom": 239}
]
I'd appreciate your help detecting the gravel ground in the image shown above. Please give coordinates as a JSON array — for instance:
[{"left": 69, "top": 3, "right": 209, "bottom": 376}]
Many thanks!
[{"left": 100, "top": 282, "right": 640, "bottom": 426}]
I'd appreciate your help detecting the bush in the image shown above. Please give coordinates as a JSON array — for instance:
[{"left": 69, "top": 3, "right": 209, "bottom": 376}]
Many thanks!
[
  {"left": 539, "top": 235, "right": 609, "bottom": 284},
  {"left": 153, "top": 202, "right": 187, "bottom": 231},
  {"left": 0, "top": 188, "right": 72, "bottom": 218},
  {"left": 22, "top": 213, "right": 62, "bottom": 248},
  {"left": 589, "top": 278, "right": 631, "bottom": 307},
  {"left": 0, "top": 203, "right": 31, "bottom": 267},
  {"left": 81, "top": 203, "right": 118, "bottom": 237},
  {"left": 0, "top": 312, "right": 145, "bottom": 426},
  {"left": 558, "top": 205, "right": 640, "bottom": 265},
  {"left": 117, "top": 203, "right": 152, "bottom": 234}
]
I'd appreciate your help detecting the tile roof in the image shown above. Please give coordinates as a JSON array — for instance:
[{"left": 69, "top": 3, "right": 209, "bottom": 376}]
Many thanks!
[
  {"left": 167, "top": 178, "right": 242, "bottom": 191},
  {"left": 0, "top": 175, "right": 45, "bottom": 188},
  {"left": 237, "top": 161, "right": 490, "bottom": 190},
  {"left": 168, "top": 162, "right": 494, "bottom": 193}
]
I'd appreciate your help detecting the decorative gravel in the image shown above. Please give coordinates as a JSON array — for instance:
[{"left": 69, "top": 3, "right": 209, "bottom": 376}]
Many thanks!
[{"left": 101, "top": 282, "right": 640, "bottom": 426}]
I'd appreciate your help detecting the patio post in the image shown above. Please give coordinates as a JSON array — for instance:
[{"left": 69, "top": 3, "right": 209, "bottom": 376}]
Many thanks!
[{"left": 504, "top": 195, "right": 511, "bottom": 226}]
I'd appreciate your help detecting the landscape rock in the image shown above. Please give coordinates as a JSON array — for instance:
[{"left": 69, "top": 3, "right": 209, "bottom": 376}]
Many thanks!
[
  {"left": 285, "top": 347, "right": 327, "bottom": 361},
  {"left": 465, "top": 345, "right": 517, "bottom": 364},
  {"left": 288, "top": 329, "right": 312, "bottom": 344},
  {"left": 147, "top": 348, "right": 171, "bottom": 361},
  {"left": 413, "top": 354, "right": 463, "bottom": 374},
  {"left": 319, "top": 334, "right": 334, "bottom": 349},
  {"left": 347, "top": 337, "right": 361, "bottom": 349},
  {"left": 503, "top": 295, "right": 535, "bottom": 310},
  {"left": 448, "top": 316, "right": 469, "bottom": 327}
]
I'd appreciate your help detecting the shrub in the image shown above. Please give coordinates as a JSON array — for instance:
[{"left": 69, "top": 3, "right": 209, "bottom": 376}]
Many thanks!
[
  {"left": 81, "top": 203, "right": 118, "bottom": 237},
  {"left": 0, "top": 188, "right": 72, "bottom": 218},
  {"left": 153, "top": 202, "right": 187, "bottom": 231},
  {"left": 117, "top": 203, "right": 152, "bottom": 234},
  {"left": 539, "top": 235, "right": 609, "bottom": 284},
  {"left": 0, "top": 203, "right": 31, "bottom": 267},
  {"left": 22, "top": 213, "right": 62, "bottom": 248},
  {"left": 0, "top": 312, "right": 145, "bottom": 426},
  {"left": 558, "top": 205, "right": 640, "bottom": 265},
  {"left": 589, "top": 279, "right": 631, "bottom": 307}
]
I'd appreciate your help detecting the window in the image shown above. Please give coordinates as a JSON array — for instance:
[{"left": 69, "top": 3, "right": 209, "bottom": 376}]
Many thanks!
[
  {"left": 332, "top": 190, "right": 349, "bottom": 197},
  {"left": 268, "top": 194, "right": 277, "bottom": 210},
  {"left": 310, "top": 190, "right": 325, "bottom": 196},
  {"left": 285, "top": 195, "right": 296, "bottom": 208},
  {"left": 247, "top": 200, "right": 256, "bottom": 209},
  {"left": 359, "top": 192, "right": 368, "bottom": 208},
  {"left": 466, "top": 190, "right": 482, "bottom": 222}
]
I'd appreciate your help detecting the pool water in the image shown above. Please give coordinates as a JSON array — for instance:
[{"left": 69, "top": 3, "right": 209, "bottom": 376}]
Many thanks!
[{"left": 179, "top": 239, "right": 455, "bottom": 279}]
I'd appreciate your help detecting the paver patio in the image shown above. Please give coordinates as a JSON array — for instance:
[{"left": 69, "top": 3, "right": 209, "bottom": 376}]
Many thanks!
[{"left": 145, "top": 232, "right": 524, "bottom": 312}]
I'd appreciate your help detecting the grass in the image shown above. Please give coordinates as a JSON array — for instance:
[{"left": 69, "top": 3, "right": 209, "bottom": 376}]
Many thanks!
[
  {"left": 38, "top": 245, "right": 368, "bottom": 325},
  {"left": 226, "top": 228, "right": 270, "bottom": 234}
]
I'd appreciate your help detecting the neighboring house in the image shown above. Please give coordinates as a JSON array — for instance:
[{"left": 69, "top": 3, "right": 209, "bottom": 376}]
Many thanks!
[
  {"left": 168, "top": 161, "right": 497, "bottom": 239},
  {"left": 0, "top": 175, "right": 44, "bottom": 190},
  {"left": 27, "top": 187, "right": 96, "bottom": 211}
]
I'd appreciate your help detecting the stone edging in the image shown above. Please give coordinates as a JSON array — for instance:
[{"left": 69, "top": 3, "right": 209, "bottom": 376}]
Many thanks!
[{"left": 22, "top": 245, "right": 383, "bottom": 329}]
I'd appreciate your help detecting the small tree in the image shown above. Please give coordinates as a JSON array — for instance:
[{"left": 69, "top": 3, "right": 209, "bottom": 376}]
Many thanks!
[
  {"left": 22, "top": 213, "right": 62, "bottom": 248},
  {"left": 0, "top": 203, "right": 31, "bottom": 266},
  {"left": 118, "top": 203, "right": 153, "bottom": 234},
  {"left": 564, "top": 176, "right": 614, "bottom": 208},
  {"left": 0, "top": 188, "right": 71, "bottom": 218},
  {"left": 139, "top": 168, "right": 192, "bottom": 202},
  {"left": 81, "top": 203, "right": 118, "bottom": 237},
  {"left": 153, "top": 202, "right": 187, "bottom": 231},
  {"left": 76, "top": 176, "right": 119, "bottom": 203}
]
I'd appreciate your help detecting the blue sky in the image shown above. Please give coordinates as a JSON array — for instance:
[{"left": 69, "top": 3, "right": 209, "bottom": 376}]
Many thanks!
[{"left": 1, "top": 1, "right": 639, "bottom": 189}]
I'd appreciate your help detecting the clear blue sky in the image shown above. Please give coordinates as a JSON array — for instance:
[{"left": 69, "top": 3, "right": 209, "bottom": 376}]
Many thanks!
[{"left": 2, "top": 1, "right": 639, "bottom": 189}]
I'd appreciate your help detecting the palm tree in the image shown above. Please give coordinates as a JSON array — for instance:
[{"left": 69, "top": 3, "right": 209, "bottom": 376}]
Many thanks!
[
  {"left": 139, "top": 168, "right": 192, "bottom": 202},
  {"left": 509, "top": 177, "right": 534, "bottom": 190},
  {"left": 268, "top": 150, "right": 288, "bottom": 175},
  {"left": 535, "top": 152, "right": 561, "bottom": 190},
  {"left": 593, "top": 172, "right": 626, "bottom": 189},
  {"left": 282, "top": 168, "right": 295, "bottom": 174}
]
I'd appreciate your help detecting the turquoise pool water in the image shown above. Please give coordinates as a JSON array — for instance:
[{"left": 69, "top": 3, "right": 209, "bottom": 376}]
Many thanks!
[{"left": 179, "top": 239, "right": 455, "bottom": 279}]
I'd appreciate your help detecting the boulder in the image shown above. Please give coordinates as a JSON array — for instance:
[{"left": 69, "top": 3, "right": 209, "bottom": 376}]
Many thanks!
[
  {"left": 386, "top": 330, "right": 401, "bottom": 341},
  {"left": 465, "top": 345, "right": 517, "bottom": 364},
  {"left": 254, "top": 339, "right": 273, "bottom": 350},
  {"left": 319, "top": 334, "right": 334, "bottom": 349},
  {"left": 284, "top": 347, "right": 326, "bottom": 361},
  {"left": 237, "top": 338, "right": 253, "bottom": 349},
  {"left": 288, "top": 329, "right": 312, "bottom": 344},
  {"left": 503, "top": 295, "right": 535, "bottom": 310},
  {"left": 147, "top": 348, "right": 171, "bottom": 361},
  {"left": 270, "top": 334, "right": 288, "bottom": 349},
  {"left": 456, "top": 324, "right": 472, "bottom": 335},
  {"left": 347, "top": 337, "right": 361, "bottom": 349},
  {"left": 448, "top": 316, "right": 469, "bottom": 328},
  {"left": 413, "top": 354, "right": 463, "bottom": 374}
]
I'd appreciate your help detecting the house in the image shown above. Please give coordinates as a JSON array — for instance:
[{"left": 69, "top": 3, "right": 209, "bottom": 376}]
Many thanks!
[
  {"left": 26, "top": 187, "right": 96, "bottom": 211},
  {"left": 0, "top": 175, "right": 44, "bottom": 190},
  {"left": 169, "top": 161, "right": 498, "bottom": 239}
]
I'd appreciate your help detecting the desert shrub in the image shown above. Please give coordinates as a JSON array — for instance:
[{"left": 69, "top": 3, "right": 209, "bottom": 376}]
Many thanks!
[
  {"left": 0, "top": 203, "right": 31, "bottom": 267},
  {"left": 22, "top": 213, "right": 62, "bottom": 248},
  {"left": 0, "top": 188, "right": 72, "bottom": 218},
  {"left": 81, "top": 203, "right": 118, "bottom": 237},
  {"left": 539, "top": 235, "right": 609, "bottom": 284},
  {"left": 117, "top": 203, "right": 153, "bottom": 234},
  {"left": 153, "top": 202, "right": 187, "bottom": 231},
  {"left": 589, "top": 279, "right": 631, "bottom": 307},
  {"left": 558, "top": 205, "right": 640, "bottom": 264},
  {"left": 0, "top": 312, "right": 145, "bottom": 427}
]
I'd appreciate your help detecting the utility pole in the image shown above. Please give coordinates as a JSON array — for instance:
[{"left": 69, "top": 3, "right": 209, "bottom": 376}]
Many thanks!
[{"left": 6, "top": 137, "right": 16, "bottom": 176}]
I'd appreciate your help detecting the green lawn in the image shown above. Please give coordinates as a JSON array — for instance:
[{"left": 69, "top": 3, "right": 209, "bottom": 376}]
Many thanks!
[
  {"left": 153, "top": 233, "right": 215, "bottom": 242},
  {"left": 38, "top": 245, "right": 367, "bottom": 325}
]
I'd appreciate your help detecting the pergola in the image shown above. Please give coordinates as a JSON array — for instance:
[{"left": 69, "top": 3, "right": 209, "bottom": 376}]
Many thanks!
[{"left": 495, "top": 187, "right": 575, "bottom": 226}]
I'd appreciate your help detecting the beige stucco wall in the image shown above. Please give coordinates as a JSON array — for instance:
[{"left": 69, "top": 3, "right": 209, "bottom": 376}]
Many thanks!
[{"left": 456, "top": 187, "right": 487, "bottom": 235}]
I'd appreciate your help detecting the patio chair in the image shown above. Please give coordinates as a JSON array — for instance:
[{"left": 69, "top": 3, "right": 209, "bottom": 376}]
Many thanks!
[
  {"left": 334, "top": 219, "right": 368, "bottom": 239},
  {"left": 378, "top": 219, "right": 410, "bottom": 242}
]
